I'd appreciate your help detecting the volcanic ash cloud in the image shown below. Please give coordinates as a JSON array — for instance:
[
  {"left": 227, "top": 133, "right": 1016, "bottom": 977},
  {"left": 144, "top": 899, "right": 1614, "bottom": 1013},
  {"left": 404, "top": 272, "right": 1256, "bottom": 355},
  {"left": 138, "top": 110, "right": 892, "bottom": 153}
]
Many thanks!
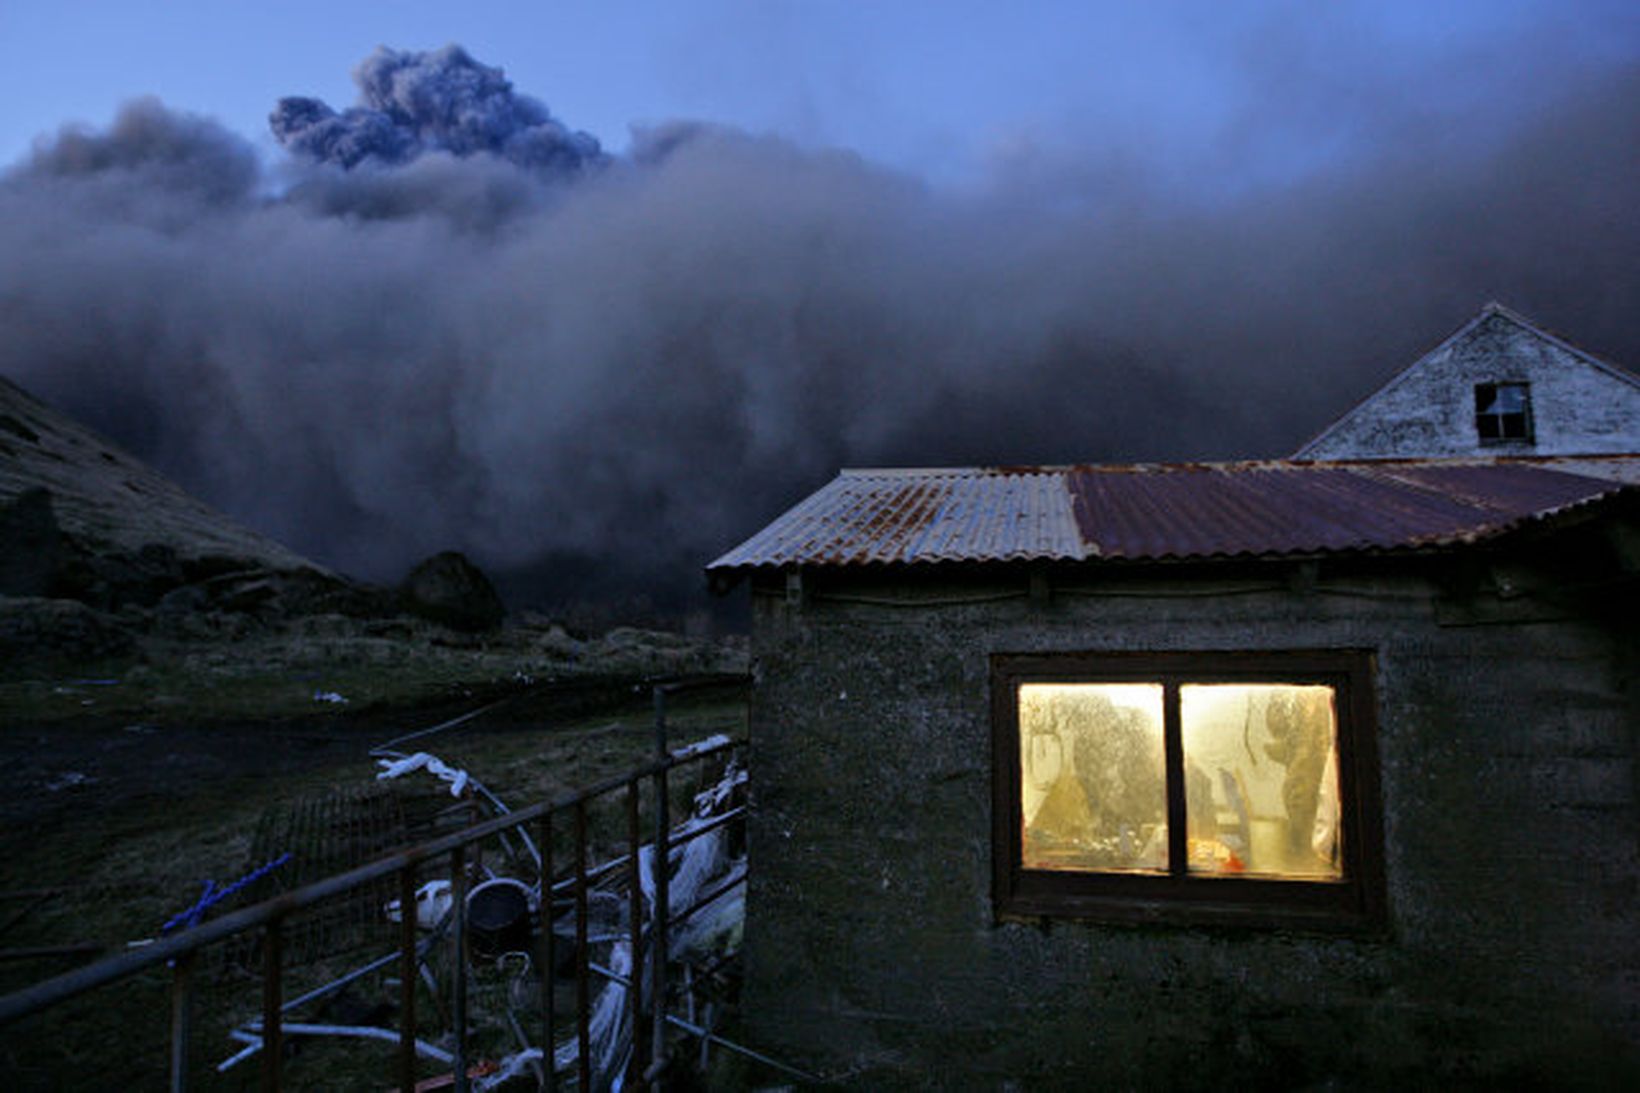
[{"left": 270, "top": 44, "right": 605, "bottom": 174}]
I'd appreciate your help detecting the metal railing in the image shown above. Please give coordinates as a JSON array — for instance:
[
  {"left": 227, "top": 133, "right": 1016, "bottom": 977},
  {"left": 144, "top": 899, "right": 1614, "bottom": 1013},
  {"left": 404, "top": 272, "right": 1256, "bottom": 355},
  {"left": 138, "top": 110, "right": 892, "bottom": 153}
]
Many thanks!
[{"left": 0, "top": 675, "right": 755, "bottom": 1091}]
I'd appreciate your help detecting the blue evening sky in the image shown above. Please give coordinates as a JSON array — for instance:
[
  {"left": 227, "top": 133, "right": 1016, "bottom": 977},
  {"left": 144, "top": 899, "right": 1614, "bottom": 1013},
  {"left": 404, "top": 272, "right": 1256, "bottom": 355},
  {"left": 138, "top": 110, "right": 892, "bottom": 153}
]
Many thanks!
[{"left": 2, "top": 1, "right": 1635, "bottom": 191}]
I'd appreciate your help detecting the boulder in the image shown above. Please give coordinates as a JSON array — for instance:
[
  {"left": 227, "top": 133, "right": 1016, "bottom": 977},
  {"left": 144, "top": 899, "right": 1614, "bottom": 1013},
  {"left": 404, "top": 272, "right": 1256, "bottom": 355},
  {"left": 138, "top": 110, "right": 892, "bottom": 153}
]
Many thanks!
[{"left": 399, "top": 551, "right": 505, "bottom": 632}]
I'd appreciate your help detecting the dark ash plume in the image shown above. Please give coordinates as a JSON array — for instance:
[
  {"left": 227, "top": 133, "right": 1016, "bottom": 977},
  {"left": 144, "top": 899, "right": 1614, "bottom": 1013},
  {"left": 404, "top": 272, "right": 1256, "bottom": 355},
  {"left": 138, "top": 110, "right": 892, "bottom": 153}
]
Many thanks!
[
  {"left": 23, "top": 97, "right": 257, "bottom": 212},
  {"left": 1, "top": 45, "right": 1636, "bottom": 617},
  {"left": 270, "top": 45, "right": 604, "bottom": 174}
]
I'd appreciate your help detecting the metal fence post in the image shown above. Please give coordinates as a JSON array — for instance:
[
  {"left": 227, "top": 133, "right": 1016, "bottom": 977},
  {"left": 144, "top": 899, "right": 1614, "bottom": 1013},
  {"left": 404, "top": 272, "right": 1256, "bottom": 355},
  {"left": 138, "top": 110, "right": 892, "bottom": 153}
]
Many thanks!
[
  {"left": 451, "top": 845, "right": 469, "bottom": 1093},
  {"left": 627, "top": 778, "right": 648, "bottom": 1085},
  {"left": 574, "top": 800, "right": 591, "bottom": 1091},
  {"left": 539, "top": 811, "right": 557, "bottom": 1092},
  {"left": 398, "top": 865, "right": 418, "bottom": 1091},
  {"left": 169, "top": 951, "right": 194, "bottom": 1093},
  {"left": 651, "top": 684, "right": 671, "bottom": 1086},
  {"left": 261, "top": 917, "right": 283, "bottom": 1092}
]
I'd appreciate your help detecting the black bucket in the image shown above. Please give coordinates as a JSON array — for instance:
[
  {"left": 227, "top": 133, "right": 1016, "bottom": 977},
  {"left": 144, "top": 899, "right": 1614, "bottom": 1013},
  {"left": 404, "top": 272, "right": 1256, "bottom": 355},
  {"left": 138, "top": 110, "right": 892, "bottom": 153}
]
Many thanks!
[{"left": 466, "top": 879, "right": 533, "bottom": 960}]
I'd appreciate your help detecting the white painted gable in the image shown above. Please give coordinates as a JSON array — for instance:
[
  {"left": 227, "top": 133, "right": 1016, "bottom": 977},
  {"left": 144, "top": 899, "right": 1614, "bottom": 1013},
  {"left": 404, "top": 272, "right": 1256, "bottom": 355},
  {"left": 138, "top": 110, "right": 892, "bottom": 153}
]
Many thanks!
[{"left": 1295, "top": 304, "right": 1640, "bottom": 459}]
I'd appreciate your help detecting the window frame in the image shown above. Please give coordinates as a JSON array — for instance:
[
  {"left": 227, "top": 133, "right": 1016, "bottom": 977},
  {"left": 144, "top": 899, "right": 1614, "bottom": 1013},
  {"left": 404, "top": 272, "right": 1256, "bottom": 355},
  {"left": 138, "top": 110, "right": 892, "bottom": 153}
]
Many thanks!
[
  {"left": 1474, "top": 381, "right": 1534, "bottom": 444},
  {"left": 991, "top": 649, "right": 1386, "bottom": 931}
]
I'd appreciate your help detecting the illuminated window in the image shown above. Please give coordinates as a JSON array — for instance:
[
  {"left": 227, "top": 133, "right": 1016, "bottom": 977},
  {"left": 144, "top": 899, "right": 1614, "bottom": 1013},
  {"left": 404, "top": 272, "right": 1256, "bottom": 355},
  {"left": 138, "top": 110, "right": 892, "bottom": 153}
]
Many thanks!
[
  {"left": 1474, "top": 382, "right": 1533, "bottom": 442},
  {"left": 992, "top": 651, "right": 1385, "bottom": 929}
]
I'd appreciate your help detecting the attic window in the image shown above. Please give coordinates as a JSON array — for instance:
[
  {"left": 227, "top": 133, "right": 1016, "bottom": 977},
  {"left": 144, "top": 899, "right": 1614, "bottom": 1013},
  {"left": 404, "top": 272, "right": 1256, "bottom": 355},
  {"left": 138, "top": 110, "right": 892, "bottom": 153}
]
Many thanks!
[
  {"left": 991, "top": 651, "right": 1385, "bottom": 930},
  {"left": 1474, "top": 382, "right": 1533, "bottom": 443}
]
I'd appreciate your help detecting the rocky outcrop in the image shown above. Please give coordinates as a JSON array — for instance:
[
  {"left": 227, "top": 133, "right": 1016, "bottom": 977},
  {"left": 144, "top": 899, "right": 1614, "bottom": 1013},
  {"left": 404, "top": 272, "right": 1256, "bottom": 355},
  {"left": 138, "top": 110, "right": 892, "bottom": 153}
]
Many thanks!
[
  {"left": 0, "top": 374, "right": 393, "bottom": 632},
  {"left": 0, "top": 373, "right": 324, "bottom": 579},
  {"left": 0, "top": 487, "right": 67, "bottom": 598},
  {"left": 0, "top": 596, "right": 134, "bottom": 663},
  {"left": 0, "top": 376, "right": 527, "bottom": 668},
  {"left": 399, "top": 551, "right": 506, "bottom": 632}
]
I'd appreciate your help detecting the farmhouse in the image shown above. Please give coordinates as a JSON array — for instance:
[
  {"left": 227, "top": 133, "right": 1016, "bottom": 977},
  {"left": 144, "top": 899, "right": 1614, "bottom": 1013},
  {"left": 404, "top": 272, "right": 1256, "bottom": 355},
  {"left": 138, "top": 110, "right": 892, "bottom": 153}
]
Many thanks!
[{"left": 708, "top": 306, "right": 1640, "bottom": 1087}]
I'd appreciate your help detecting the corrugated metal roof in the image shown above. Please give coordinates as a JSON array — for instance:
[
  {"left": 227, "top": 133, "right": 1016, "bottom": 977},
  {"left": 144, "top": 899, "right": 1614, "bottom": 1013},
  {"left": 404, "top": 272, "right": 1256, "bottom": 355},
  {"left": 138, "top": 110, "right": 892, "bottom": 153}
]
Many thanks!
[{"left": 707, "top": 459, "right": 1632, "bottom": 571}]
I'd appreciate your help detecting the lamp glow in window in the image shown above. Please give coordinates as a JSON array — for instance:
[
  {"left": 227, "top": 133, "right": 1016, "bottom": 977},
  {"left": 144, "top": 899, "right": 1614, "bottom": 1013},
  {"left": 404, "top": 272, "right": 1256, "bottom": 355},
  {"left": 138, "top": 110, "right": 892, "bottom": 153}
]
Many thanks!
[
  {"left": 1179, "top": 685, "right": 1342, "bottom": 880},
  {"left": 1019, "top": 683, "right": 1164, "bottom": 873}
]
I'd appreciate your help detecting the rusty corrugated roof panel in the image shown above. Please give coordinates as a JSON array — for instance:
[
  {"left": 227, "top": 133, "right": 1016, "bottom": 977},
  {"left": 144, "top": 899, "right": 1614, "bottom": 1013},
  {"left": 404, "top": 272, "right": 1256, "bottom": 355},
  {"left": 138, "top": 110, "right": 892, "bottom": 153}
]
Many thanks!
[
  {"left": 1066, "top": 462, "right": 1620, "bottom": 560},
  {"left": 1527, "top": 454, "right": 1640, "bottom": 485},
  {"left": 706, "top": 468, "right": 1087, "bottom": 570},
  {"left": 707, "top": 460, "right": 1632, "bottom": 572},
  {"left": 1365, "top": 462, "right": 1634, "bottom": 516}
]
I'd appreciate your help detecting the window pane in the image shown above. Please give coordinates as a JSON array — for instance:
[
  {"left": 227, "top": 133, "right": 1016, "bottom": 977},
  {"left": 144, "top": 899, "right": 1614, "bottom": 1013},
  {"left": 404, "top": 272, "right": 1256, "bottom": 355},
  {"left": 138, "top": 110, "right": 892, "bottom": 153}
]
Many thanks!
[
  {"left": 1180, "top": 684, "right": 1343, "bottom": 880},
  {"left": 1019, "top": 683, "right": 1165, "bottom": 873}
]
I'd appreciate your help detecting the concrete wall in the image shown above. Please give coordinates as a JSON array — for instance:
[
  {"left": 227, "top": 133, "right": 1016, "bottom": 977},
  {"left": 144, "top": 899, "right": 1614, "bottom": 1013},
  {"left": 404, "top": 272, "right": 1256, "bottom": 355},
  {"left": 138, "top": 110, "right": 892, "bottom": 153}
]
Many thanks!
[
  {"left": 1298, "top": 310, "right": 1640, "bottom": 459},
  {"left": 740, "top": 553, "right": 1638, "bottom": 1088}
]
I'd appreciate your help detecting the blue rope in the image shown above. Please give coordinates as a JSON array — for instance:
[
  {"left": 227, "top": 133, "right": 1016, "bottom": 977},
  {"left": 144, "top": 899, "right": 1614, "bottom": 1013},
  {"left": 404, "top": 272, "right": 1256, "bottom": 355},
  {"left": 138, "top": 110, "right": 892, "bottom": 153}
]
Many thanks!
[{"left": 161, "top": 853, "right": 293, "bottom": 934}]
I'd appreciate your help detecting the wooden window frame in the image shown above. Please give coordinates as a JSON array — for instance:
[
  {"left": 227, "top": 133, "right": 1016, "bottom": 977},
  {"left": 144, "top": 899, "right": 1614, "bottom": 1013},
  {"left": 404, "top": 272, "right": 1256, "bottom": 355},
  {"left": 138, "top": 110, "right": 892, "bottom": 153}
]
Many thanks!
[
  {"left": 1474, "top": 381, "right": 1534, "bottom": 444},
  {"left": 991, "top": 650, "right": 1387, "bottom": 932}
]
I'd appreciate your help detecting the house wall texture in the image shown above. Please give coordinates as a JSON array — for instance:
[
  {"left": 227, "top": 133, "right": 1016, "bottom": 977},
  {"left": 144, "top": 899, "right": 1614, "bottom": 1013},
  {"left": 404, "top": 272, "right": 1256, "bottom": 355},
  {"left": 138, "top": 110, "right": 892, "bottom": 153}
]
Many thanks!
[
  {"left": 1297, "top": 310, "right": 1640, "bottom": 459},
  {"left": 740, "top": 551, "right": 1638, "bottom": 1087}
]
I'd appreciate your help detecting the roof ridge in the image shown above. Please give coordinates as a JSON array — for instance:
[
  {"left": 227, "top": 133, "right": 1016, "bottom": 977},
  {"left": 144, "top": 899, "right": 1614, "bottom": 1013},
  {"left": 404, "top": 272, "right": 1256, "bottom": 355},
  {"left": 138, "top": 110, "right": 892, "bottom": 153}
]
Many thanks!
[
  {"left": 1480, "top": 302, "right": 1640, "bottom": 388},
  {"left": 1291, "top": 307, "right": 1494, "bottom": 456}
]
